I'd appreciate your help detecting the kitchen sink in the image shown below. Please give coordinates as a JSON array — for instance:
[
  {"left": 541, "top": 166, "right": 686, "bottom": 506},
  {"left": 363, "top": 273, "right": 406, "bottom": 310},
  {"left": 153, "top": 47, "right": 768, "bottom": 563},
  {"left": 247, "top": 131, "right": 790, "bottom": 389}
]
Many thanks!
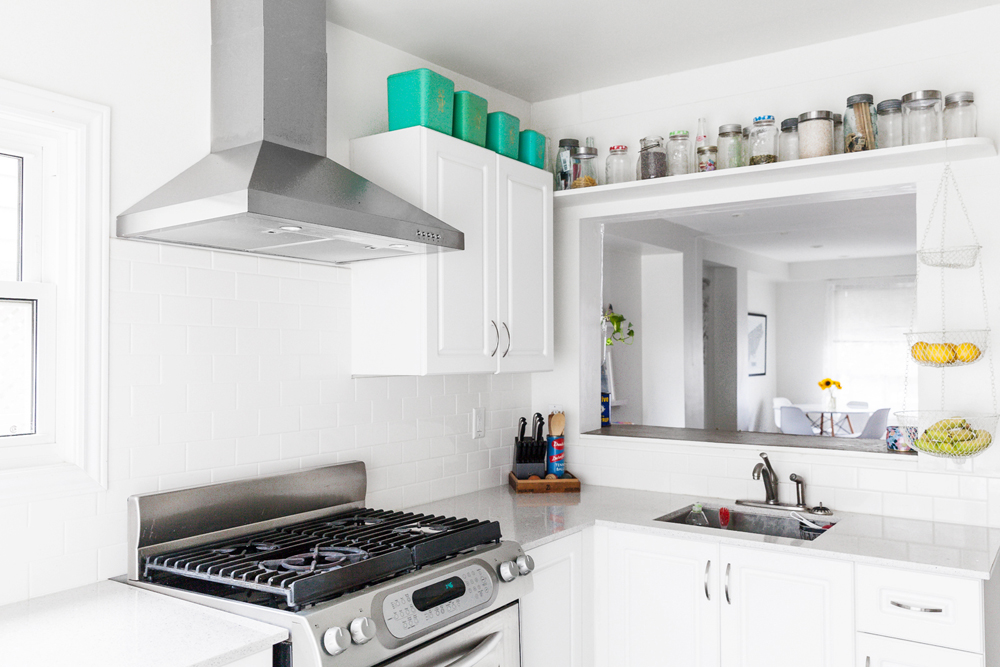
[{"left": 655, "top": 504, "right": 836, "bottom": 541}]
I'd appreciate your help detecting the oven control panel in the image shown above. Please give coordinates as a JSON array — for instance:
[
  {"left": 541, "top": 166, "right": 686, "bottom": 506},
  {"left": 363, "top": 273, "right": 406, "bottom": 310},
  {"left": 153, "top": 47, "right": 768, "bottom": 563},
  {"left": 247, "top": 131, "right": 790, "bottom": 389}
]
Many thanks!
[{"left": 381, "top": 564, "right": 494, "bottom": 639}]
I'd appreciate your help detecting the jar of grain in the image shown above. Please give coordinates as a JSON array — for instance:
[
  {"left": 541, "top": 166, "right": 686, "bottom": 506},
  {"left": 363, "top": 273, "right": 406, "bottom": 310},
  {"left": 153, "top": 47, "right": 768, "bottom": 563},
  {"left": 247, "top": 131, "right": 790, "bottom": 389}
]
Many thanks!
[
  {"left": 877, "top": 99, "right": 903, "bottom": 148},
  {"left": 845, "top": 94, "right": 877, "bottom": 152},
  {"left": 697, "top": 145, "right": 717, "bottom": 172},
  {"left": 749, "top": 115, "right": 778, "bottom": 165},
  {"left": 778, "top": 118, "right": 799, "bottom": 162},
  {"left": 833, "top": 113, "right": 844, "bottom": 154},
  {"left": 797, "top": 110, "right": 834, "bottom": 159},
  {"left": 667, "top": 131, "right": 692, "bottom": 176},
  {"left": 716, "top": 125, "right": 743, "bottom": 169},
  {"left": 636, "top": 136, "right": 667, "bottom": 179},
  {"left": 902, "top": 90, "right": 943, "bottom": 145},
  {"left": 605, "top": 145, "right": 633, "bottom": 184},
  {"left": 944, "top": 91, "right": 977, "bottom": 139}
]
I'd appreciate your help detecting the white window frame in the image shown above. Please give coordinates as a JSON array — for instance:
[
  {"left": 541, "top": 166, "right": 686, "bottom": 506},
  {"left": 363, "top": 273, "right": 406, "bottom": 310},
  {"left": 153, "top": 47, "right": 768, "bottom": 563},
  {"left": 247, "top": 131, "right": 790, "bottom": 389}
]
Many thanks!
[{"left": 0, "top": 78, "right": 109, "bottom": 501}]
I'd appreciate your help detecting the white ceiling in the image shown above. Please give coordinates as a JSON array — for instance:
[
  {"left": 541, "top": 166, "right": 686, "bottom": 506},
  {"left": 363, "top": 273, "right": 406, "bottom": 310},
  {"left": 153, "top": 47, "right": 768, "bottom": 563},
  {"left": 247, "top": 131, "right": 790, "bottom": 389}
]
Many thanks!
[{"left": 327, "top": 0, "right": 1000, "bottom": 102}]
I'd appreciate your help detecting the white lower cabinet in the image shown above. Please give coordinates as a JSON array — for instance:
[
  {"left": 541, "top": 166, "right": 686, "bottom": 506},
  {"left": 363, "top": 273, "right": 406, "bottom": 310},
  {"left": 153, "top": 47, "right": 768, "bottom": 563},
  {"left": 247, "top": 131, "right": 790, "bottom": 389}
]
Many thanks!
[
  {"left": 520, "top": 533, "right": 585, "bottom": 667},
  {"left": 857, "top": 632, "right": 984, "bottom": 667}
]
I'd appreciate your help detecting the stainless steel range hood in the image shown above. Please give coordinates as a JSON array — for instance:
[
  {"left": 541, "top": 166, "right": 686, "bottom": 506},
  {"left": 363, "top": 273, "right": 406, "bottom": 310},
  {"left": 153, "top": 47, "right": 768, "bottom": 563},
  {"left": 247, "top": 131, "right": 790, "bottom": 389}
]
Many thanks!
[{"left": 116, "top": 0, "right": 463, "bottom": 263}]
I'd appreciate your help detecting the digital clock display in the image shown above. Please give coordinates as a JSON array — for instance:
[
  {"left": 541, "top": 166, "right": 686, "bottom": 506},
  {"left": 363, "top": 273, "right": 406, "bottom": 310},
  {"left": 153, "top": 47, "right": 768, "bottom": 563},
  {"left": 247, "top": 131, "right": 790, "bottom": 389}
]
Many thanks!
[{"left": 411, "top": 576, "right": 466, "bottom": 611}]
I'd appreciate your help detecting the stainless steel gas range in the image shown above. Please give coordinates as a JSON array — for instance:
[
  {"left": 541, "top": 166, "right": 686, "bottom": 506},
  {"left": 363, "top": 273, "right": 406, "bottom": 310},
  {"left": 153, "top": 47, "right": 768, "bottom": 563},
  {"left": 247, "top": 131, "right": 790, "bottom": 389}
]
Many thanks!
[{"left": 125, "top": 462, "right": 533, "bottom": 667}]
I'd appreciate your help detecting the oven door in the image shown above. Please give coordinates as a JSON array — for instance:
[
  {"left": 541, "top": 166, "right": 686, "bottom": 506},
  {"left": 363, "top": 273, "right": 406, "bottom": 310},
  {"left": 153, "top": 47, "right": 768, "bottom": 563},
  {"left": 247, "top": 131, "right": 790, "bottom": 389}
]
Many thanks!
[{"left": 378, "top": 603, "right": 520, "bottom": 667}]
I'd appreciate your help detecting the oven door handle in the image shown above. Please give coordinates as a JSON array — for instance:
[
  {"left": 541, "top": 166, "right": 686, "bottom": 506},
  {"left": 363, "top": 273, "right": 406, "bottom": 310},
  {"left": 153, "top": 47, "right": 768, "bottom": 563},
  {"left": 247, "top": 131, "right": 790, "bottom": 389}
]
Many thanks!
[{"left": 430, "top": 631, "right": 503, "bottom": 667}]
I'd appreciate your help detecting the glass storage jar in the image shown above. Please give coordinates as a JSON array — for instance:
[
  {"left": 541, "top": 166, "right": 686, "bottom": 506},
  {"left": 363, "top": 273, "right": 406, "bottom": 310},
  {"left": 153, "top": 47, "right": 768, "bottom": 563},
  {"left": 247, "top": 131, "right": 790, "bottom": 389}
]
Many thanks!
[
  {"left": 570, "top": 138, "right": 599, "bottom": 188},
  {"left": 554, "top": 138, "right": 579, "bottom": 191},
  {"left": 845, "top": 94, "right": 877, "bottom": 152},
  {"left": 605, "top": 145, "right": 633, "bottom": 184},
  {"left": 716, "top": 124, "right": 743, "bottom": 169},
  {"left": 667, "top": 131, "right": 692, "bottom": 176},
  {"left": 778, "top": 118, "right": 799, "bottom": 161},
  {"left": 749, "top": 115, "right": 778, "bottom": 165},
  {"left": 877, "top": 99, "right": 903, "bottom": 148},
  {"left": 944, "top": 91, "right": 977, "bottom": 139},
  {"left": 697, "top": 145, "right": 717, "bottom": 172},
  {"left": 797, "top": 110, "right": 834, "bottom": 159},
  {"left": 636, "top": 136, "right": 667, "bottom": 179},
  {"left": 902, "top": 90, "right": 943, "bottom": 145},
  {"left": 833, "top": 113, "right": 844, "bottom": 154}
]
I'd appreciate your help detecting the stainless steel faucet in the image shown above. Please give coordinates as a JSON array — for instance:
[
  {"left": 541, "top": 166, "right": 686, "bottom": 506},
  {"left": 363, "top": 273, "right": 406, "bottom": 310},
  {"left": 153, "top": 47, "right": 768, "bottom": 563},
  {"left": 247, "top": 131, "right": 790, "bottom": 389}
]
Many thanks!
[
  {"left": 751, "top": 452, "right": 779, "bottom": 505},
  {"left": 790, "top": 473, "right": 807, "bottom": 509}
]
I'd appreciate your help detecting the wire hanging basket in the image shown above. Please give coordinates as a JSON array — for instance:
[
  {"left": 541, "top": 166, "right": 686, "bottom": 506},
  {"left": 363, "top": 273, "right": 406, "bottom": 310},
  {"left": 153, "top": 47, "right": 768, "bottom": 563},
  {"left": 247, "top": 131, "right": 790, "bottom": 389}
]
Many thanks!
[
  {"left": 894, "top": 411, "right": 997, "bottom": 459},
  {"left": 917, "top": 245, "right": 980, "bottom": 269},
  {"left": 905, "top": 330, "right": 989, "bottom": 368}
]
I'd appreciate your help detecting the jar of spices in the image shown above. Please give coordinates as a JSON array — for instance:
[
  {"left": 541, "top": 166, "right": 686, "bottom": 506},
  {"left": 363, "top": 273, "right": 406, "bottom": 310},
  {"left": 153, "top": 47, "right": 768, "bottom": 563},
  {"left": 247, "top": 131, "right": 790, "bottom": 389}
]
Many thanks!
[
  {"left": 845, "top": 94, "right": 878, "bottom": 152},
  {"left": 902, "top": 90, "right": 943, "bottom": 145},
  {"left": 749, "top": 115, "right": 778, "bottom": 165},
  {"left": 833, "top": 113, "right": 844, "bottom": 154},
  {"left": 554, "top": 138, "right": 579, "bottom": 191},
  {"left": 944, "top": 91, "right": 977, "bottom": 139},
  {"left": 570, "top": 138, "right": 599, "bottom": 188},
  {"left": 716, "top": 124, "right": 743, "bottom": 169},
  {"left": 605, "top": 145, "right": 633, "bottom": 184},
  {"left": 636, "top": 136, "right": 667, "bottom": 180},
  {"left": 797, "top": 110, "right": 834, "bottom": 159},
  {"left": 697, "top": 145, "right": 717, "bottom": 172},
  {"left": 877, "top": 99, "right": 903, "bottom": 148},
  {"left": 778, "top": 118, "right": 799, "bottom": 161},
  {"left": 667, "top": 131, "right": 692, "bottom": 176}
]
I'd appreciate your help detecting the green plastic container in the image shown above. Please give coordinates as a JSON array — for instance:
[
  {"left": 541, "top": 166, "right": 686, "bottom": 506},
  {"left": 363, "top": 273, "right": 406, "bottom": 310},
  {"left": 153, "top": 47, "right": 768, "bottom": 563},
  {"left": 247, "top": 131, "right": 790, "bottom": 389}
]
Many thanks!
[
  {"left": 453, "top": 91, "right": 488, "bottom": 147},
  {"left": 387, "top": 68, "right": 455, "bottom": 135},
  {"left": 486, "top": 111, "right": 520, "bottom": 160},
  {"left": 518, "top": 130, "right": 546, "bottom": 169}
]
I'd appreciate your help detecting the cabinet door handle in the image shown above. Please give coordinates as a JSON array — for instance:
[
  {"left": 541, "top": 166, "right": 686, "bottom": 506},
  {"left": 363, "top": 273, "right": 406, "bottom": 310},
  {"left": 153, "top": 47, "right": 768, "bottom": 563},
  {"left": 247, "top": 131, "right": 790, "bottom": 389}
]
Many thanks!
[
  {"left": 502, "top": 322, "right": 511, "bottom": 358},
  {"left": 704, "top": 560, "right": 711, "bottom": 601},
  {"left": 724, "top": 563, "right": 731, "bottom": 605},
  {"left": 865, "top": 657, "right": 870, "bottom": 667},
  {"left": 490, "top": 321, "right": 499, "bottom": 357},
  {"left": 890, "top": 600, "right": 943, "bottom": 613}
]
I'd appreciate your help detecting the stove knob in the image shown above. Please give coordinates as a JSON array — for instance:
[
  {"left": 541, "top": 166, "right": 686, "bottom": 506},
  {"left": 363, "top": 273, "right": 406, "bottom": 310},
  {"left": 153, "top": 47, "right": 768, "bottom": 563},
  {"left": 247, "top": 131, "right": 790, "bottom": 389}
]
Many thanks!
[
  {"left": 498, "top": 560, "right": 519, "bottom": 582},
  {"left": 350, "top": 616, "right": 376, "bottom": 645},
  {"left": 516, "top": 554, "right": 535, "bottom": 576},
  {"left": 322, "top": 626, "right": 351, "bottom": 656}
]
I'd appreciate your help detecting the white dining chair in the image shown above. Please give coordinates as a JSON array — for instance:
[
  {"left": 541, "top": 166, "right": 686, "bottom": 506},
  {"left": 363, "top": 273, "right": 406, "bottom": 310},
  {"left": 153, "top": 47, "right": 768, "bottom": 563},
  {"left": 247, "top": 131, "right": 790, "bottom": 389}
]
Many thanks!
[
  {"left": 836, "top": 400, "right": 870, "bottom": 434},
  {"left": 845, "top": 408, "right": 890, "bottom": 439},
  {"left": 779, "top": 406, "right": 820, "bottom": 435},
  {"left": 773, "top": 397, "right": 793, "bottom": 430}
]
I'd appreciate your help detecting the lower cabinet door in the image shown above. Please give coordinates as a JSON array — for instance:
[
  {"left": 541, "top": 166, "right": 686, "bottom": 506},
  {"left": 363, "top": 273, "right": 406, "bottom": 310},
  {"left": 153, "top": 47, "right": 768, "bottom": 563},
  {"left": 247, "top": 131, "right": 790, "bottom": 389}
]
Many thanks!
[
  {"left": 520, "top": 533, "right": 584, "bottom": 667},
  {"left": 857, "top": 632, "right": 984, "bottom": 667},
  {"left": 607, "top": 529, "right": 720, "bottom": 667},
  {"left": 719, "top": 545, "right": 853, "bottom": 667}
]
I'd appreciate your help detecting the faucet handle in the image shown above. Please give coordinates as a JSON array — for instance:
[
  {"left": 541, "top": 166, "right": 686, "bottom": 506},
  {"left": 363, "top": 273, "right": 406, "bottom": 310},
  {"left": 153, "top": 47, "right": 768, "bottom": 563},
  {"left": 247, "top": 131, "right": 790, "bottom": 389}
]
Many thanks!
[{"left": 789, "top": 473, "right": 806, "bottom": 508}]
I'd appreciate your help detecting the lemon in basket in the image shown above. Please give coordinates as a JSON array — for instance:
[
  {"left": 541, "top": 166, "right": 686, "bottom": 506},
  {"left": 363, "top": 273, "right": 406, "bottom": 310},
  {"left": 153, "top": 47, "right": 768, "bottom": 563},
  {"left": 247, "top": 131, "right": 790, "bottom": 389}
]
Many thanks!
[
  {"left": 911, "top": 341, "right": 931, "bottom": 363},
  {"left": 956, "top": 342, "right": 982, "bottom": 363},
  {"left": 927, "top": 343, "right": 958, "bottom": 364}
]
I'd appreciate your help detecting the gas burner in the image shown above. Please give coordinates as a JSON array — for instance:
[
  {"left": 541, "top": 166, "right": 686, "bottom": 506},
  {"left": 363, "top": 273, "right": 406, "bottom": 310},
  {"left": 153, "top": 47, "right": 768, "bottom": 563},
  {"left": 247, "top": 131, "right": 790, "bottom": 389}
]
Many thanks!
[
  {"left": 261, "top": 546, "right": 369, "bottom": 573},
  {"left": 327, "top": 516, "right": 384, "bottom": 527},
  {"left": 211, "top": 541, "right": 281, "bottom": 556},
  {"left": 392, "top": 523, "right": 449, "bottom": 536}
]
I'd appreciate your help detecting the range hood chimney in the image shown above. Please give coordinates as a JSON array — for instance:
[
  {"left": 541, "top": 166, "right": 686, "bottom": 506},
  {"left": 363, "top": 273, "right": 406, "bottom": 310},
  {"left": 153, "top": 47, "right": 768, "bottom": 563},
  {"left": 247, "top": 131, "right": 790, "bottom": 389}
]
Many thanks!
[{"left": 116, "top": 0, "right": 463, "bottom": 263}]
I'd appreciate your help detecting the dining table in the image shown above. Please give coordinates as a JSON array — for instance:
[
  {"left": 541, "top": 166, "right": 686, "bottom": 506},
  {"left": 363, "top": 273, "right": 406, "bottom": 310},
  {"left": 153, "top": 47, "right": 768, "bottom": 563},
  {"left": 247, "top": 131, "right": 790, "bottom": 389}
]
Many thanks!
[{"left": 792, "top": 404, "right": 872, "bottom": 436}]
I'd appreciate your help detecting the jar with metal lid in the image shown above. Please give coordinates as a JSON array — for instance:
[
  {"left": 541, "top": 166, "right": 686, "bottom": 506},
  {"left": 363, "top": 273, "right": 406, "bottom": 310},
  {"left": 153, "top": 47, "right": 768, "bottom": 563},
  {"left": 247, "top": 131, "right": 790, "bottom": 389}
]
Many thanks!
[
  {"left": 749, "top": 115, "right": 778, "bottom": 165},
  {"left": 667, "top": 131, "right": 692, "bottom": 176},
  {"left": 797, "top": 110, "right": 834, "bottom": 159},
  {"left": 778, "top": 118, "right": 799, "bottom": 162},
  {"left": 845, "top": 94, "right": 877, "bottom": 152},
  {"left": 833, "top": 113, "right": 844, "bottom": 154},
  {"left": 944, "top": 91, "right": 977, "bottom": 139},
  {"left": 716, "top": 124, "right": 743, "bottom": 169},
  {"left": 570, "top": 138, "right": 599, "bottom": 188},
  {"left": 636, "top": 136, "right": 667, "bottom": 180},
  {"left": 605, "top": 145, "right": 633, "bottom": 184},
  {"left": 902, "top": 90, "right": 943, "bottom": 145},
  {"left": 697, "top": 145, "right": 717, "bottom": 172},
  {"left": 554, "top": 138, "right": 579, "bottom": 191},
  {"left": 877, "top": 99, "right": 903, "bottom": 149}
]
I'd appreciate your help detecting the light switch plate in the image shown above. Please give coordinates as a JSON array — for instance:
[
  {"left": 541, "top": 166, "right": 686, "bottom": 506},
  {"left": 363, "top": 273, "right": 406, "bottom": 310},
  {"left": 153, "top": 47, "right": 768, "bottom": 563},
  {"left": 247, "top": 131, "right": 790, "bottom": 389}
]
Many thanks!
[{"left": 472, "top": 407, "right": 485, "bottom": 439}]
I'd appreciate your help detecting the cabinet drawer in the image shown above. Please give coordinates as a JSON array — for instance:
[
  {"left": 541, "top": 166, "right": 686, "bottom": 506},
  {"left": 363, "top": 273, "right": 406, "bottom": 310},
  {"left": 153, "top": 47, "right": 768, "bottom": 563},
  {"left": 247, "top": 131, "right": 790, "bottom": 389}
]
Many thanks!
[
  {"left": 855, "top": 565, "right": 983, "bottom": 653},
  {"left": 857, "top": 632, "right": 983, "bottom": 667}
]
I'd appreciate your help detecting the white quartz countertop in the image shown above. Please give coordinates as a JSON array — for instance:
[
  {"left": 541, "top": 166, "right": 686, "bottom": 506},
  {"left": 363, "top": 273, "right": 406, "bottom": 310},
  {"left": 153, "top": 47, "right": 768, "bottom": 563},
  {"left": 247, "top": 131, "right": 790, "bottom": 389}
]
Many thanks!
[
  {"left": 410, "top": 484, "right": 1000, "bottom": 580},
  {"left": 0, "top": 579, "right": 287, "bottom": 667}
]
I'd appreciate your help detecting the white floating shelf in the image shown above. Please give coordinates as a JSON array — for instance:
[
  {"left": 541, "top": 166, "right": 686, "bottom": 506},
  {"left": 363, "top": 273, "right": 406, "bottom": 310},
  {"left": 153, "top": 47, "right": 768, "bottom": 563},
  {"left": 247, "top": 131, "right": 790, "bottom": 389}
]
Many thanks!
[{"left": 554, "top": 137, "right": 996, "bottom": 210}]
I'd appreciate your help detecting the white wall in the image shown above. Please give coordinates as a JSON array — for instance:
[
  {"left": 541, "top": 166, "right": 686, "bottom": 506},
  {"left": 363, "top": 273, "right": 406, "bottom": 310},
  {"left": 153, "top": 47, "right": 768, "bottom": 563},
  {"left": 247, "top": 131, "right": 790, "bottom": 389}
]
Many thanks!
[
  {"left": 746, "top": 272, "right": 777, "bottom": 432},
  {"left": 641, "top": 253, "right": 685, "bottom": 426},
  {"left": 775, "top": 281, "right": 828, "bottom": 407},
  {"left": 602, "top": 246, "right": 643, "bottom": 423},
  {"left": 0, "top": 2, "right": 533, "bottom": 606}
]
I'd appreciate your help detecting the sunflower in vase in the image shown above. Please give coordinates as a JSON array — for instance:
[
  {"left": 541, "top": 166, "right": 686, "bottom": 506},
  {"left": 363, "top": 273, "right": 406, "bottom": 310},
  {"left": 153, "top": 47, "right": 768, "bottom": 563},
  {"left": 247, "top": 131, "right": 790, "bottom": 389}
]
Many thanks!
[{"left": 818, "top": 378, "right": 842, "bottom": 411}]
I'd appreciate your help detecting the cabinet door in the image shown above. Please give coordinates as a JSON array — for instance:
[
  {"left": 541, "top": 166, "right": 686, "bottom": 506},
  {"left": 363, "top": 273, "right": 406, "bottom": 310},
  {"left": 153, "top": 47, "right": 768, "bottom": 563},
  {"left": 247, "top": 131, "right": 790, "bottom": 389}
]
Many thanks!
[
  {"left": 856, "top": 632, "right": 984, "bottom": 667},
  {"left": 496, "top": 157, "right": 553, "bottom": 373},
  {"left": 423, "top": 131, "right": 498, "bottom": 374},
  {"left": 520, "top": 533, "right": 584, "bottom": 667},
  {"left": 607, "top": 529, "right": 720, "bottom": 667},
  {"left": 720, "top": 545, "right": 853, "bottom": 667}
]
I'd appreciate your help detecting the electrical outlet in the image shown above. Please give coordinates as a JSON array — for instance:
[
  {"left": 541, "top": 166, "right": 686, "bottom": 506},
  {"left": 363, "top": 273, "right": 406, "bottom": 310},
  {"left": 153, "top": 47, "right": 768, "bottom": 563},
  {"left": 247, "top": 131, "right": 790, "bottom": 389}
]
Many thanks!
[
  {"left": 472, "top": 407, "right": 486, "bottom": 439},
  {"left": 548, "top": 404, "right": 563, "bottom": 414}
]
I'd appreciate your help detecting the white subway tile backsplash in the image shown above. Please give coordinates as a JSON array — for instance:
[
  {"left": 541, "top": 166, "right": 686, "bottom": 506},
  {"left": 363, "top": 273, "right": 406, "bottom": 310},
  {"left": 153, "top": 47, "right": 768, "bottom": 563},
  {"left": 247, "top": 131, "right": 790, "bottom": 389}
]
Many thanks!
[
  {"left": 131, "top": 262, "right": 186, "bottom": 295},
  {"left": 188, "top": 268, "right": 237, "bottom": 299},
  {"left": 211, "top": 250, "right": 258, "bottom": 273},
  {"left": 212, "top": 299, "right": 258, "bottom": 328},
  {"left": 160, "top": 245, "right": 213, "bottom": 268},
  {"left": 186, "top": 438, "right": 237, "bottom": 470},
  {"left": 907, "top": 472, "right": 961, "bottom": 498}
]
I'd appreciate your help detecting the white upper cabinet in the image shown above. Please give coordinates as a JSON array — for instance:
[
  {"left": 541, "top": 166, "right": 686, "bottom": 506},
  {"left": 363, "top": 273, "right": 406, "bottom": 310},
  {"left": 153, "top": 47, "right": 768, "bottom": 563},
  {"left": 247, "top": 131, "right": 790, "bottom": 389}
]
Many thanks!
[{"left": 350, "top": 127, "right": 553, "bottom": 375}]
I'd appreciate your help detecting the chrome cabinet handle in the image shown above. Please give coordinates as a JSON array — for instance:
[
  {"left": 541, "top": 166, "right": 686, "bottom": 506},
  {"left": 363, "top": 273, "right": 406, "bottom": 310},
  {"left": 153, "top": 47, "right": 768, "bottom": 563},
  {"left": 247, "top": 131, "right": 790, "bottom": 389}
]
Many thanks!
[
  {"left": 865, "top": 657, "right": 870, "bottom": 667},
  {"left": 890, "top": 600, "right": 943, "bottom": 613},
  {"left": 725, "top": 563, "right": 731, "bottom": 605},
  {"left": 490, "top": 321, "right": 499, "bottom": 357},
  {"left": 432, "top": 631, "right": 503, "bottom": 667},
  {"left": 704, "top": 560, "right": 711, "bottom": 601},
  {"left": 502, "top": 322, "right": 511, "bottom": 357}
]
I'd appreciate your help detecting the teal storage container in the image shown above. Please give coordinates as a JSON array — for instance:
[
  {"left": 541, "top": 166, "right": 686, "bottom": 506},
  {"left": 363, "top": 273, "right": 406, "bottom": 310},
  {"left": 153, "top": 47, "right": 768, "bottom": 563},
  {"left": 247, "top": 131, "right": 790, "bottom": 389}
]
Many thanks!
[
  {"left": 453, "top": 91, "right": 488, "bottom": 147},
  {"left": 486, "top": 111, "right": 520, "bottom": 160},
  {"left": 518, "top": 130, "right": 546, "bottom": 169},
  {"left": 387, "top": 68, "right": 455, "bottom": 135}
]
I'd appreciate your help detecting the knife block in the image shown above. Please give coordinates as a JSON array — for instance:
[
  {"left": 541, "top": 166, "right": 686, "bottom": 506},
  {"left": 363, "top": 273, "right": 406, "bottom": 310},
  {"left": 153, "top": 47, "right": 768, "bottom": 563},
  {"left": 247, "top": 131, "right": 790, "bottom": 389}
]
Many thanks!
[{"left": 513, "top": 439, "right": 546, "bottom": 480}]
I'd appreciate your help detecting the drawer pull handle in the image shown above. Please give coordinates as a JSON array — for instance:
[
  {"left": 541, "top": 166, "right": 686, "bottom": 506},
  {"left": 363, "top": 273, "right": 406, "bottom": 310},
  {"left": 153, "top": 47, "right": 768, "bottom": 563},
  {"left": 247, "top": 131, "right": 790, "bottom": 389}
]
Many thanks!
[
  {"left": 704, "top": 560, "right": 711, "bottom": 601},
  {"left": 890, "top": 600, "right": 943, "bottom": 613},
  {"left": 725, "top": 563, "right": 731, "bottom": 605}
]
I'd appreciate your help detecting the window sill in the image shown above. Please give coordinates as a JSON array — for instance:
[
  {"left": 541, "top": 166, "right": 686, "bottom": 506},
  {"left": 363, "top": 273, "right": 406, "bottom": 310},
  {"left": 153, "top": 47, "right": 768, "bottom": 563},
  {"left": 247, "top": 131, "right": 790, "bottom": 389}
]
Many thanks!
[{"left": 0, "top": 462, "right": 104, "bottom": 505}]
